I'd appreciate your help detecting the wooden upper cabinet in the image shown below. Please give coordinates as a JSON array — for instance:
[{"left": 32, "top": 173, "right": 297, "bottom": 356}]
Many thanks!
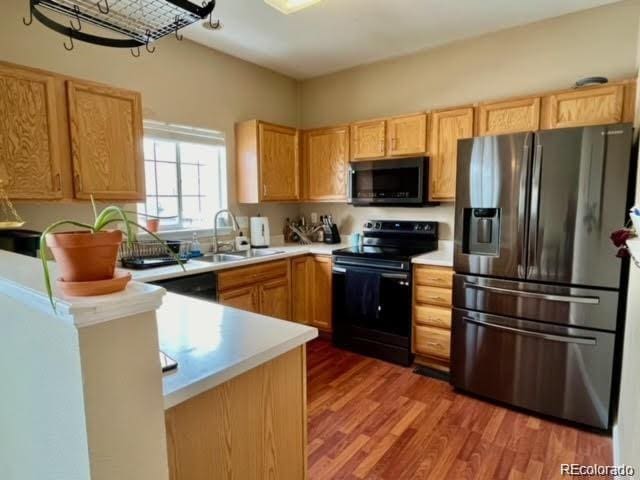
[
  {"left": 477, "top": 97, "right": 540, "bottom": 136},
  {"left": 0, "top": 63, "right": 64, "bottom": 199},
  {"left": 541, "top": 83, "right": 628, "bottom": 130},
  {"left": 429, "top": 107, "right": 474, "bottom": 201},
  {"left": 386, "top": 113, "right": 427, "bottom": 156},
  {"left": 259, "top": 122, "right": 299, "bottom": 201},
  {"left": 236, "top": 120, "right": 300, "bottom": 203},
  {"left": 304, "top": 126, "right": 349, "bottom": 202},
  {"left": 350, "top": 119, "right": 386, "bottom": 160},
  {"left": 67, "top": 80, "right": 145, "bottom": 201}
]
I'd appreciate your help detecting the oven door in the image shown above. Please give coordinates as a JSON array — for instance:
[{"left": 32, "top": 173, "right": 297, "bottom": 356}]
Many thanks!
[
  {"left": 332, "top": 263, "right": 412, "bottom": 364},
  {"left": 349, "top": 157, "right": 425, "bottom": 205},
  {"left": 451, "top": 308, "right": 615, "bottom": 429}
]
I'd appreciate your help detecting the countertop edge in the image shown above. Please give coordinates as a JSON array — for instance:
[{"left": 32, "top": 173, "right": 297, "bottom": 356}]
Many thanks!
[
  {"left": 162, "top": 327, "right": 318, "bottom": 410},
  {"left": 130, "top": 242, "right": 455, "bottom": 282}
]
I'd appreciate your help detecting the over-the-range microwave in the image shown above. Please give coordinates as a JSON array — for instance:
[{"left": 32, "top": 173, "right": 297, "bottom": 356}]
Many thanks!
[{"left": 348, "top": 157, "right": 439, "bottom": 207}]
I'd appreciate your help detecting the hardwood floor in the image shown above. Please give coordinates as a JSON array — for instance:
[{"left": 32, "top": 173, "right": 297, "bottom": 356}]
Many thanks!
[{"left": 307, "top": 339, "right": 613, "bottom": 480}]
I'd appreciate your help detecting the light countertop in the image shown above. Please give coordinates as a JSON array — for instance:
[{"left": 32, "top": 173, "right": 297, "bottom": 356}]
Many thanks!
[
  {"left": 412, "top": 240, "right": 454, "bottom": 267},
  {"left": 157, "top": 292, "right": 318, "bottom": 409},
  {"left": 127, "top": 243, "right": 348, "bottom": 283},
  {"left": 128, "top": 241, "right": 454, "bottom": 283}
]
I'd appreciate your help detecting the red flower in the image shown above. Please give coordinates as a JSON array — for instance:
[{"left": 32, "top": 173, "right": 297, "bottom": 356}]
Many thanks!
[{"left": 611, "top": 229, "right": 633, "bottom": 248}]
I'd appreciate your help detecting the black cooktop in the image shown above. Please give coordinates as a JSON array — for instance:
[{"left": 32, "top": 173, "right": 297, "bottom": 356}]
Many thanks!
[
  {"left": 333, "top": 244, "right": 437, "bottom": 261},
  {"left": 333, "top": 219, "right": 439, "bottom": 261}
]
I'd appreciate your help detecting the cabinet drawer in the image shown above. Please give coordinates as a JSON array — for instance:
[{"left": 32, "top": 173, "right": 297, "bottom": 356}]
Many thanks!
[
  {"left": 218, "top": 260, "right": 288, "bottom": 292},
  {"left": 414, "top": 266, "right": 453, "bottom": 288},
  {"left": 414, "top": 325, "right": 451, "bottom": 360},
  {"left": 415, "top": 285, "right": 452, "bottom": 307},
  {"left": 414, "top": 304, "right": 452, "bottom": 329}
]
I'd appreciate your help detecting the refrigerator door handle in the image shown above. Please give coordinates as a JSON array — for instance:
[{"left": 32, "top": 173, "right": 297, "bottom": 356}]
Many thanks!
[
  {"left": 463, "top": 281, "right": 600, "bottom": 304},
  {"left": 462, "top": 316, "right": 597, "bottom": 345},
  {"left": 517, "top": 133, "right": 532, "bottom": 278},
  {"left": 528, "top": 142, "right": 543, "bottom": 277}
]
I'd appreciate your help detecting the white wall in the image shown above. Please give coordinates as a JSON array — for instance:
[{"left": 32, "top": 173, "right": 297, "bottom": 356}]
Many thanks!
[
  {"left": 613, "top": 21, "right": 640, "bottom": 468},
  {"left": 0, "top": 295, "right": 91, "bottom": 480}
]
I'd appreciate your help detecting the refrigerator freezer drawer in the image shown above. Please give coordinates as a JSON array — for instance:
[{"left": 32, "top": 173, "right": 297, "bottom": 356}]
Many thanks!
[
  {"left": 453, "top": 274, "right": 619, "bottom": 331},
  {"left": 451, "top": 309, "right": 615, "bottom": 429}
]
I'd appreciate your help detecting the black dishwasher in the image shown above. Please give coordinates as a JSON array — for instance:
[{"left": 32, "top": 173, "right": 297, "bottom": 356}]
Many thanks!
[{"left": 151, "top": 272, "right": 218, "bottom": 302}]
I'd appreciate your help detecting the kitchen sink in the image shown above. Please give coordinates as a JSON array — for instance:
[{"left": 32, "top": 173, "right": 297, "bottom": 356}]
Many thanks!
[
  {"left": 198, "top": 253, "right": 246, "bottom": 263},
  {"left": 197, "top": 249, "right": 284, "bottom": 263},
  {"left": 239, "top": 249, "right": 284, "bottom": 257}
]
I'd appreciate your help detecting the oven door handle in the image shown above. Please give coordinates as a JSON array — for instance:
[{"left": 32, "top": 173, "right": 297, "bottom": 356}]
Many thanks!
[
  {"left": 381, "top": 273, "right": 409, "bottom": 280},
  {"left": 332, "top": 267, "right": 347, "bottom": 274},
  {"left": 463, "top": 316, "right": 597, "bottom": 345},
  {"left": 463, "top": 282, "right": 600, "bottom": 305},
  {"left": 334, "top": 258, "right": 408, "bottom": 271}
]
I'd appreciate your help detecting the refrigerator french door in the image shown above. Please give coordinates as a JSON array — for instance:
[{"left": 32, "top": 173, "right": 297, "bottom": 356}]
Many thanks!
[{"left": 452, "top": 123, "right": 633, "bottom": 429}]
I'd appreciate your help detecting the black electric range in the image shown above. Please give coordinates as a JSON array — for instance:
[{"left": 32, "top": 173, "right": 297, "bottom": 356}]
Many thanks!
[{"left": 332, "top": 220, "right": 438, "bottom": 365}]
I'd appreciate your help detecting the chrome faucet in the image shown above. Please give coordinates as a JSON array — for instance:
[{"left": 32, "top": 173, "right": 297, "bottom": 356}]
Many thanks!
[{"left": 213, "top": 209, "right": 240, "bottom": 253}]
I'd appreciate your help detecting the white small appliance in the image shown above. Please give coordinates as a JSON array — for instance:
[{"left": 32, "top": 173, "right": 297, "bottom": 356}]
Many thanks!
[{"left": 250, "top": 216, "right": 270, "bottom": 248}]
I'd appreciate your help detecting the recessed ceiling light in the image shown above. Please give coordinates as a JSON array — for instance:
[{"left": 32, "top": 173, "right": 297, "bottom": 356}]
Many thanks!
[{"left": 264, "top": 0, "right": 322, "bottom": 15}]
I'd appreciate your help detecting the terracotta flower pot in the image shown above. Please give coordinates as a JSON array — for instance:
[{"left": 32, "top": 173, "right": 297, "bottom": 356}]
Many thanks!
[
  {"left": 146, "top": 218, "right": 160, "bottom": 233},
  {"left": 46, "top": 230, "right": 123, "bottom": 282}
]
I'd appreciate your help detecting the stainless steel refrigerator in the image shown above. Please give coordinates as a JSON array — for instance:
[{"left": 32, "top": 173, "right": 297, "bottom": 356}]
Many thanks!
[{"left": 451, "top": 123, "right": 634, "bottom": 429}]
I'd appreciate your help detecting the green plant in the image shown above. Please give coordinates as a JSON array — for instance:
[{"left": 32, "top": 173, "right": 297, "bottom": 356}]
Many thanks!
[{"left": 40, "top": 198, "right": 185, "bottom": 311}]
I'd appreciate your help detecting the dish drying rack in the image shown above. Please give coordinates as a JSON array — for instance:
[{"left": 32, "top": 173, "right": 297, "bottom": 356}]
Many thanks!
[{"left": 119, "top": 239, "right": 191, "bottom": 269}]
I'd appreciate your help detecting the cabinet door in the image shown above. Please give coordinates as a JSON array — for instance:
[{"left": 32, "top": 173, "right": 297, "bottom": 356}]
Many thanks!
[
  {"left": 259, "top": 122, "right": 299, "bottom": 201},
  {"left": 310, "top": 255, "right": 332, "bottom": 331},
  {"left": 429, "top": 107, "right": 474, "bottom": 201},
  {"left": 350, "top": 120, "right": 386, "bottom": 160},
  {"left": 477, "top": 97, "right": 540, "bottom": 136},
  {"left": 386, "top": 113, "right": 427, "bottom": 156},
  {"left": 259, "top": 277, "right": 290, "bottom": 320},
  {"left": 67, "top": 80, "right": 145, "bottom": 201},
  {"left": 0, "top": 64, "right": 64, "bottom": 199},
  {"left": 291, "top": 256, "right": 311, "bottom": 324},
  {"left": 305, "top": 126, "right": 349, "bottom": 201},
  {"left": 541, "top": 84, "right": 624, "bottom": 129},
  {"left": 218, "top": 286, "right": 259, "bottom": 313}
]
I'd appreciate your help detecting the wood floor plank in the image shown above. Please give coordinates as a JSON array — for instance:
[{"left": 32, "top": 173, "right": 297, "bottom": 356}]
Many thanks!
[{"left": 306, "top": 339, "right": 612, "bottom": 480}]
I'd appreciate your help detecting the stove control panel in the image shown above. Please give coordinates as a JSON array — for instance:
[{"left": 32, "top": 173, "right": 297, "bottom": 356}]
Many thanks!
[{"left": 363, "top": 220, "right": 438, "bottom": 236}]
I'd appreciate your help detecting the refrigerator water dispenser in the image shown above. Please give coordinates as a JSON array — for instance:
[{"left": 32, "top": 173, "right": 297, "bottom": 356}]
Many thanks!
[{"left": 463, "top": 208, "right": 500, "bottom": 256}]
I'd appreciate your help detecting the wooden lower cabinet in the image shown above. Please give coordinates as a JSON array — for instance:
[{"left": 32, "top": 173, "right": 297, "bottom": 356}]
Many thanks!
[
  {"left": 290, "top": 255, "right": 332, "bottom": 331},
  {"left": 260, "top": 277, "right": 290, "bottom": 320},
  {"left": 165, "top": 346, "right": 307, "bottom": 480},
  {"left": 217, "top": 259, "right": 290, "bottom": 320},
  {"left": 218, "top": 286, "right": 259, "bottom": 313},
  {"left": 412, "top": 265, "right": 454, "bottom": 371},
  {"left": 291, "top": 256, "right": 312, "bottom": 324}
]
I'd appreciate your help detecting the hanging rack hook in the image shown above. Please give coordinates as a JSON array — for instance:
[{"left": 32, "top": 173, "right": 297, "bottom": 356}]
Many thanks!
[
  {"left": 70, "top": 5, "right": 82, "bottom": 31},
  {"left": 23, "top": 6, "right": 34, "bottom": 26},
  {"left": 97, "top": 0, "right": 110, "bottom": 14},
  {"left": 174, "top": 16, "right": 183, "bottom": 41},
  {"left": 130, "top": 47, "right": 141, "bottom": 58},
  {"left": 145, "top": 30, "right": 156, "bottom": 53},
  {"left": 63, "top": 33, "right": 75, "bottom": 51}
]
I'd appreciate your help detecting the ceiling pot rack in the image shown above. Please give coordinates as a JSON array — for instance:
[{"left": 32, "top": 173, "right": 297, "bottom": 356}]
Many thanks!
[{"left": 22, "top": 0, "right": 218, "bottom": 55}]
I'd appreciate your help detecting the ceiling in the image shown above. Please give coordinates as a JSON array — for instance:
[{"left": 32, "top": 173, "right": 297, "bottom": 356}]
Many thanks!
[{"left": 183, "top": 0, "right": 619, "bottom": 80}]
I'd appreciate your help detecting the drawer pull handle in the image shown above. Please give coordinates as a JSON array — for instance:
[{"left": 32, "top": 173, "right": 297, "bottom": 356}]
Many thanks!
[
  {"left": 463, "top": 282, "right": 599, "bottom": 305},
  {"left": 463, "top": 316, "right": 597, "bottom": 345}
]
